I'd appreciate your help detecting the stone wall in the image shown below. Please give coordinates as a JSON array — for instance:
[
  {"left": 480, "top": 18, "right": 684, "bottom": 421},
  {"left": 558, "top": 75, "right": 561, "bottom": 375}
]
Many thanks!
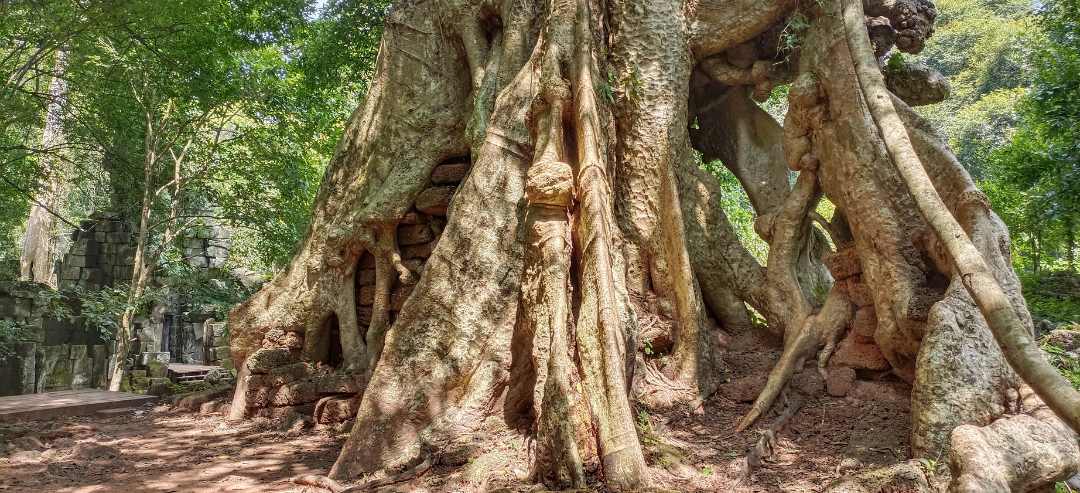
[
  {"left": 820, "top": 246, "right": 909, "bottom": 399},
  {"left": 355, "top": 158, "right": 466, "bottom": 328},
  {"left": 57, "top": 212, "right": 234, "bottom": 367},
  {"left": 204, "top": 321, "right": 233, "bottom": 370},
  {"left": 58, "top": 213, "right": 134, "bottom": 292},
  {"left": 1, "top": 212, "right": 238, "bottom": 396},
  {"left": 0, "top": 281, "right": 110, "bottom": 396}
]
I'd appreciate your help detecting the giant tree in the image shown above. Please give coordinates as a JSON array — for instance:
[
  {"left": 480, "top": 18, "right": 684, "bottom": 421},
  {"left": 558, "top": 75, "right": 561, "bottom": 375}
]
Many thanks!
[{"left": 227, "top": 0, "right": 1080, "bottom": 490}]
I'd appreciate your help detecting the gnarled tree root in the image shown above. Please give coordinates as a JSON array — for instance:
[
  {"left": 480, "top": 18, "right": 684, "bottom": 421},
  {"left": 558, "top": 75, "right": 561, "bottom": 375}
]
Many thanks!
[
  {"left": 949, "top": 388, "right": 1080, "bottom": 492},
  {"left": 840, "top": 0, "right": 1080, "bottom": 434}
]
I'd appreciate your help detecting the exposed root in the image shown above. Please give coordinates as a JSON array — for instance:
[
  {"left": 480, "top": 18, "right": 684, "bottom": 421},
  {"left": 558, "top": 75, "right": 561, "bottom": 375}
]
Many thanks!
[
  {"left": 363, "top": 224, "right": 410, "bottom": 372},
  {"left": 335, "top": 269, "right": 366, "bottom": 373},
  {"left": 746, "top": 390, "right": 805, "bottom": 474},
  {"left": 738, "top": 288, "right": 853, "bottom": 432},
  {"left": 633, "top": 358, "right": 697, "bottom": 411},
  {"left": 293, "top": 474, "right": 348, "bottom": 492},
  {"left": 523, "top": 72, "right": 588, "bottom": 487},
  {"left": 568, "top": 0, "right": 648, "bottom": 485},
  {"left": 294, "top": 459, "right": 432, "bottom": 492}
]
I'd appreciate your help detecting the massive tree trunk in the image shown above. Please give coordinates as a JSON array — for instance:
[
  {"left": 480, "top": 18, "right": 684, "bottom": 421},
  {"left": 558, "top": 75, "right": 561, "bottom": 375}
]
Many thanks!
[{"left": 227, "top": 0, "right": 1080, "bottom": 489}]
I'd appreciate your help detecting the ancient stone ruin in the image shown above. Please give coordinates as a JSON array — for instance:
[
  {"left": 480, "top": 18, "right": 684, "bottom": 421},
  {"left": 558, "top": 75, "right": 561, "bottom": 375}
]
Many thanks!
[
  {"left": 228, "top": 158, "right": 468, "bottom": 425},
  {"left": 1, "top": 212, "right": 236, "bottom": 396},
  {"left": 0, "top": 281, "right": 110, "bottom": 396}
]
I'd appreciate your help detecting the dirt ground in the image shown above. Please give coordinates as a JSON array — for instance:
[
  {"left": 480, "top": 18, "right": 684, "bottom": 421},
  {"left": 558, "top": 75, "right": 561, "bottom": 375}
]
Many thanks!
[{"left": 0, "top": 329, "right": 912, "bottom": 493}]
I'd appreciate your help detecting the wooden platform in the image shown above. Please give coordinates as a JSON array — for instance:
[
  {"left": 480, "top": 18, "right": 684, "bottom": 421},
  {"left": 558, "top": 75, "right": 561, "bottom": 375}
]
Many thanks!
[{"left": 0, "top": 389, "right": 156, "bottom": 423}]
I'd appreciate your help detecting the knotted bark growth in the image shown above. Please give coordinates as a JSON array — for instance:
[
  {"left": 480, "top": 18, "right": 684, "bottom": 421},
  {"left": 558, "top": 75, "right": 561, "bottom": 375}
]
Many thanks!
[{"left": 226, "top": 0, "right": 1080, "bottom": 489}]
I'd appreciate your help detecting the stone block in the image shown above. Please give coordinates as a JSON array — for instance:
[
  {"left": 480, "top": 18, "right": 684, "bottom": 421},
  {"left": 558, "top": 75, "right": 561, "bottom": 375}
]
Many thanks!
[
  {"left": 399, "top": 211, "right": 426, "bottom": 225},
  {"left": 94, "top": 232, "right": 107, "bottom": 242},
  {"left": 140, "top": 351, "right": 170, "bottom": 367},
  {"left": 116, "top": 246, "right": 135, "bottom": 265},
  {"left": 283, "top": 331, "right": 303, "bottom": 350},
  {"left": 852, "top": 306, "right": 877, "bottom": 341},
  {"left": 0, "top": 296, "right": 14, "bottom": 318},
  {"left": 430, "top": 162, "right": 469, "bottom": 185},
  {"left": 246, "top": 347, "right": 295, "bottom": 373},
  {"left": 823, "top": 246, "right": 862, "bottom": 280},
  {"left": 80, "top": 268, "right": 105, "bottom": 285},
  {"left": 129, "top": 369, "right": 148, "bottom": 378},
  {"left": 69, "top": 240, "right": 99, "bottom": 256},
  {"left": 831, "top": 335, "right": 890, "bottom": 371},
  {"left": 14, "top": 298, "right": 32, "bottom": 319},
  {"left": 390, "top": 284, "right": 414, "bottom": 311},
  {"left": 91, "top": 345, "right": 108, "bottom": 388},
  {"left": 207, "top": 245, "right": 228, "bottom": 259},
  {"left": 130, "top": 375, "right": 150, "bottom": 390},
  {"left": 146, "top": 359, "right": 168, "bottom": 378},
  {"left": 402, "top": 240, "right": 437, "bottom": 259},
  {"left": 189, "top": 256, "right": 210, "bottom": 268},
  {"left": 206, "top": 322, "right": 227, "bottom": 338},
  {"left": 249, "top": 362, "right": 311, "bottom": 389},
  {"left": 66, "top": 255, "right": 92, "bottom": 268},
  {"left": 0, "top": 342, "right": 37, "bottom": 396},
  {"left": 113, "top": 266, "right": 133, "bottom": 281},
  {"left": 270, "top": 381, "right": 321, "bottom": 406},
  {"left": 71, "top": 351, "right": 93, "bottom": 389},
  {"left": 107, "top": 232, "right": 130, "bottom": 244},
  {"left": 148, "top": 378, "right": 171, "bottom": 396},
  {"left": 826, "top": 366, "right": 856, "bottom": 397},
  {"left": 315, "top": 395, "right": 360, "bottom": 424},
  {"left": 69, "top": 344, "right": 87, "bottom": 360},
  {"left": 38, "top": 344, "right": 73, "bottom": 391},
  {"left": 213, "top": 335, "right": 228, "bottom": 347},
  {"left": 357, "top": 285, "right": 374, "bottom": 306},
  {"left": 311, "top": 371, "right": 362, "bottom": 394},
  {"left": 415, "top": 186, "right": 455, "bottom": 216},
  {"left": 210, "top": 346, "right": 232, "bottom": 361},
  {"left": 397, "top": 224, "right": 434, "bottom": 246}
]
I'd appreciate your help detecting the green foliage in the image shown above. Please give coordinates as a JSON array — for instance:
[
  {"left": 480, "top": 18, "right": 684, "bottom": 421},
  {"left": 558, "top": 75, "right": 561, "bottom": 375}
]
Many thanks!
[
  {"left": 777, "top": 12, "right": 811, "bottom": 61},
  {"left": 0, "top": 319, "right": 30, "bottom": 363},
  {"left": 1021, "top": 272, "right": 1080, "bottom": 324},
  {"left": 75, "top": 285, "right": 136, "bottom": 343},
  {"left": 699, "top": 159, "right": 769, "bottom": 262},
  {"left": 978, "top": 0, "right": 1080, "bottom": 277},
  {"left": 0, "top": 0, "right": 389, "bottom": 277},
  {"left": 914, "top": 0, "right": 1035, "bottom": 177},
  {"left": 155, "top": 261, "right": 260, "bottom": 320},
  {"left": 1041, "top": 324, "right": 1080, "bottom": 390}
]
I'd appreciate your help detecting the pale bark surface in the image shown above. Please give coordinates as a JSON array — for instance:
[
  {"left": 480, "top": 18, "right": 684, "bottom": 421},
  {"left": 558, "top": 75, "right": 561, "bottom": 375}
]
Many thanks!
[{"left": 20, "top": 50, "right": 69, "bottom": 288}]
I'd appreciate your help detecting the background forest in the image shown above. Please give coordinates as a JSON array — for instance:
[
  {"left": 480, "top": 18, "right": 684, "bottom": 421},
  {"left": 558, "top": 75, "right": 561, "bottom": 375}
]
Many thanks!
[{"left": 0, "top": 0, "right": 1077, "bottom": 368}]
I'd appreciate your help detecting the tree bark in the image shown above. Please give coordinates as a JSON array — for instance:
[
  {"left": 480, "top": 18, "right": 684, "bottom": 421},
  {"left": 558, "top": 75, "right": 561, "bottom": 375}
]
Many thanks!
[{"left": 20, "top": 50, "right": 69, "bottom": 288}]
